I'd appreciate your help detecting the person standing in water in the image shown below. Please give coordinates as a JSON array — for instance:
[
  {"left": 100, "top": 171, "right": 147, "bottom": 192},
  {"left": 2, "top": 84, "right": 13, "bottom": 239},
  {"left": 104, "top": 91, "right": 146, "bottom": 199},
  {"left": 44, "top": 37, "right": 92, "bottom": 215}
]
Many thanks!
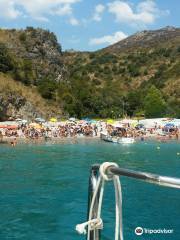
[
  {"left": 10, "top": 138, "right": 17, "bottom": 147},
  {"left": 0, "top": 131, "right": 3, "bottom": 142}
]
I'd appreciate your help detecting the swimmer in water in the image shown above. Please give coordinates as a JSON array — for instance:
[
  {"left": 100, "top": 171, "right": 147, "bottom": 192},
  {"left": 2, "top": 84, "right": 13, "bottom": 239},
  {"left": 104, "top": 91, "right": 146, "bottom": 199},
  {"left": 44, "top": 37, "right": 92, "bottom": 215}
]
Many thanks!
[{"left": 10, "top": 138, "right": 17, "bottom": 147}]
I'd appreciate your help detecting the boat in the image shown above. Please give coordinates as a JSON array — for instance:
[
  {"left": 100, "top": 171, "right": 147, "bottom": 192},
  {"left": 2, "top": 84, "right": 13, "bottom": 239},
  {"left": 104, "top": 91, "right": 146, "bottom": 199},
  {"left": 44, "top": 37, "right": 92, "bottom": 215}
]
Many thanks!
[{"left": 100, "top": 132, "right": 135, "bottom": 144}]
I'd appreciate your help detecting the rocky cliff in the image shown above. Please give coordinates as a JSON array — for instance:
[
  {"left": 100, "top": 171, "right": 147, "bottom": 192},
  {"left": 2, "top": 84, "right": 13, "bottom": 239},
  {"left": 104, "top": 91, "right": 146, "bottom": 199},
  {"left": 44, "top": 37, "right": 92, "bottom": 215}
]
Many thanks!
[
  {"left": 0, "top": 74, "right": 62, "bottom": 121},
  {"left": 0, "top": 27, "right": 66, "bottom": 120}
]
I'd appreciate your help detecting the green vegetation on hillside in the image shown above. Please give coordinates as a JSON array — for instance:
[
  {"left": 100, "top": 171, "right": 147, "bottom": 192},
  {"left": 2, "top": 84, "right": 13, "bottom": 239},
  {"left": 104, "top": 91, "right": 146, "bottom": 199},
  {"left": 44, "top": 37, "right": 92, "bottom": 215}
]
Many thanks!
[
  {"left": 62, "top": 41, "right": 180, "bottom": 118},
  {"left": 0, "top": 73, "right": 61, "bottom": 120},
  {"left": 0, "top": 27, "right": 180, "bottom": 119}
]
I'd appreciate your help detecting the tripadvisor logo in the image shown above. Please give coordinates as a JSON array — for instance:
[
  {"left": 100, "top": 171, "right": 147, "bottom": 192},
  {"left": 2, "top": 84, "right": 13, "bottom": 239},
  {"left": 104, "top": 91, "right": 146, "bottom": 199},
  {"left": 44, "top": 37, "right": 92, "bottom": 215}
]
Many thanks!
[
  {"left": 135, "top": 226, "right": 174, "bottom": 236},
  {"left": 135, "top": 227, "right": 143, "bottom": 235}
]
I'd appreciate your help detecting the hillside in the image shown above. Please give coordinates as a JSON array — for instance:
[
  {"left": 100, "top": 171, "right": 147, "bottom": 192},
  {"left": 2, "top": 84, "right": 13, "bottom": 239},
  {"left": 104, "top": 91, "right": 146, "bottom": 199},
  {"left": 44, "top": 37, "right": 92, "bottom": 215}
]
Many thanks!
[
  {"left": 104, "top": 26, "right": 180, "bottom": 52},
  {"left": 0, "top": 73, "right": 62, "bottom": 121},
  {"left": 63, "top": 26, "right": 180, "bottom": 118},
  {"left": 0, "top": 26, "right": 180, "bottom": 119},
  {"left": 0, "top": 27, "right": 66, "bottom": 120}
]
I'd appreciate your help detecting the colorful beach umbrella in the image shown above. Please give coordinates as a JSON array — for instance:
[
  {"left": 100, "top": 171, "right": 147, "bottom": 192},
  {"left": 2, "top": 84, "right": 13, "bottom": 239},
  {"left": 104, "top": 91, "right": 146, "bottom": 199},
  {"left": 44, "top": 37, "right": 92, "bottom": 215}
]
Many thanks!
[
  {"left": 50, "top": 118, "right": 57, "bottom": 123},
  {"left": 107, "top": 119, "right": 115, "bottom": 124},
  {"left": 35, "top": 118, "right": 45, "bottom": 123},
  {"left": 29, "top": 123, "right": 42, "bottom": 129},
  {"left": 113, "top": 123, "right": 124, "bottom": 128},
  {"left": 0, "top": 125, "right": 17, "bottom": 129},
  {"left": 164, "top": 123, "right": 175, "bottom": 128}
]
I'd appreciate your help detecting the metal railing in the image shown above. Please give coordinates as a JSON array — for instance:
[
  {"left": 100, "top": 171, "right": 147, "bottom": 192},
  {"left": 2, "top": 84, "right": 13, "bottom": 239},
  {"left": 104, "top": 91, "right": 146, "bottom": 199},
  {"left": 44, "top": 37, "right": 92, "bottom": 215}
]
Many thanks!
[{"left": 87, "top": 164, "right": 180, "bottom": 240}]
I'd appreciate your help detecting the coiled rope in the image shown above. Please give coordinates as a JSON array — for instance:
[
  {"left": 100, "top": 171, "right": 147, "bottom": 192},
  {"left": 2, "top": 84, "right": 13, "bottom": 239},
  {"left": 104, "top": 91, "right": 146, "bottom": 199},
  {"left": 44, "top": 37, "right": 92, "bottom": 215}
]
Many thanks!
[{"left": 76, "top": 162, "right": 123, "bottom": 240}]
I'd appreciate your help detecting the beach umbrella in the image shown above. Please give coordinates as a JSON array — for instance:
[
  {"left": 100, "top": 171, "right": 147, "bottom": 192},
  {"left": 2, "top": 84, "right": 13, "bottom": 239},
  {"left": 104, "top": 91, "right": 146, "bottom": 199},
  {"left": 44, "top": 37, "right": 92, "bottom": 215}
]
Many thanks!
[
  {"left": 82, "top": 117, "right": 91, "bottom": 122},
  {"left": 169, "top": 119, "right": 180, "bottom": 127},
  {"left": 164, "top": 123, "right": 175, "bottom": 128},
  {"left": 29, "top": 123, "right": 42, "bottom": 128},
  {"left": 7, "top": 125, "right": 18, "bottom": 130},
  {"left": 113, "top": 123, "right": 124, "bottom": 128},
  {"left": 0, "top": 125, "right": 18, "bottom": 129},
  {"left": 131, "top": 121, "right": 138, "bottom": 127},
  {"left": 79, "top": 120, "right": 86, "bottom": 124},
  {"left": 50, "top": 118, "right": 57, "bottom": 123},
  {"left": 135, "top": 124, "right": 145, "bottom": 129},
  {"left": 15, "top": 118, "right": 23, "bottom": 122},
  {"left": 21, "top": 120, "right": 28, "bottom": 124},
  {"left": 120, "top": 119, "right": 131, "bottom": 124},
  {"left": 107, "top": 119, "right": 115, "bottom": 124},
  {"left": 69, "top": 117, "right": 76, "bottom": 122},
  {"left": 0, "top": 125, "right": 8, "bottom": 129},
  {"left": 35, "top": 118, "right": 45, "bottom": 123},
  {"left": 90, "top": 120, "right": 97, "bottom": 124}
]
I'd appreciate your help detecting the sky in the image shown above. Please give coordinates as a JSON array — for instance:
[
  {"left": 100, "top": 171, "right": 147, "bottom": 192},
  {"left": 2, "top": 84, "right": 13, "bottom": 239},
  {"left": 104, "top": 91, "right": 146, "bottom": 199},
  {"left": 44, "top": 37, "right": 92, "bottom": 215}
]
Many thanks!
[{"left": 0, "top": 0, "right": 179, "bottom": 51}]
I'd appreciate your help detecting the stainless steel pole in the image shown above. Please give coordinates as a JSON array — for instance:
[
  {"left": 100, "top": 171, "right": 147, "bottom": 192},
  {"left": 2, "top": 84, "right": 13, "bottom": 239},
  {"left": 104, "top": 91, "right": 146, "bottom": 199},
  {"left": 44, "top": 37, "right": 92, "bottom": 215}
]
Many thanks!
[
  {"left": 107, "top": 166, "right": 180, "bottom": 189},
  {"left": 87, "top": 165, "right": 101, "bottom": 240}
]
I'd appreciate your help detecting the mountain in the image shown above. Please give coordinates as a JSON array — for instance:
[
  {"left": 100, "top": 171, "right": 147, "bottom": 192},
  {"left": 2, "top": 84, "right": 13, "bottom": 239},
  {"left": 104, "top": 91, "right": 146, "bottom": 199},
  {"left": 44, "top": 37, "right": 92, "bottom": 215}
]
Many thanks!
[
  {"left": 0, "top": 26, "right": 180, "bottom": 120},
  {"left": 63, "top": 26, "right": 180, "bottom": 118},
  {"left": 104, "top": 26, "right": 180, "bottom": 52}
]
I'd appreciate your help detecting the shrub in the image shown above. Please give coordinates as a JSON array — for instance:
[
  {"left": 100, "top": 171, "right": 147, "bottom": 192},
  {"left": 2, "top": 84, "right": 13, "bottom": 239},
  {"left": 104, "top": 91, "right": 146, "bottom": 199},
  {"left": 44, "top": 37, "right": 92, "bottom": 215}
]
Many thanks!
[{"left": 19, "top": 32, "right": 26, "bottom": 42}]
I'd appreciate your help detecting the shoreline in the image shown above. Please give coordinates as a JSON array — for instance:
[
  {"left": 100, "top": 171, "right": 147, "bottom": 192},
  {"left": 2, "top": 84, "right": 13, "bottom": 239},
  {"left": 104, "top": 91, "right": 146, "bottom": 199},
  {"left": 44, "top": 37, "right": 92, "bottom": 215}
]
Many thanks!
[{"left": 1, "top": 135, "right": 179, "bottom": 146}]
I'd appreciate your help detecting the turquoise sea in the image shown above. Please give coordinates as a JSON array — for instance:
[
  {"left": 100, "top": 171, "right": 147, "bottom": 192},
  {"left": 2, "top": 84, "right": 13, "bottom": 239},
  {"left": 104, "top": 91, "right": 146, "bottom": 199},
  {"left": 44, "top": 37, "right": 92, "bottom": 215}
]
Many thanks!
[{"left": 0, "top": 139, "right": 180, "bottom": 240}]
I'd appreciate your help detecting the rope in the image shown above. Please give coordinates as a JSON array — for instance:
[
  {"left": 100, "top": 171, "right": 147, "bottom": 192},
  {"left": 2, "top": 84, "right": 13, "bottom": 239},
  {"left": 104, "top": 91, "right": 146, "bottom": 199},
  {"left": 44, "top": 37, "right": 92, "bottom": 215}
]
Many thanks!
[{"left": 76, "top": 162, "right": 124, "bottom": 240}]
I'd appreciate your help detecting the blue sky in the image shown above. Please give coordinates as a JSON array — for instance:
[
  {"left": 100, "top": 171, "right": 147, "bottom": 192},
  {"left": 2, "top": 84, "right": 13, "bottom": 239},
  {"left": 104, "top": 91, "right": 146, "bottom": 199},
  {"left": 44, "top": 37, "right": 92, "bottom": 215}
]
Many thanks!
[{"left": 0, "top": 0, "right": 179, "bottom": 51}]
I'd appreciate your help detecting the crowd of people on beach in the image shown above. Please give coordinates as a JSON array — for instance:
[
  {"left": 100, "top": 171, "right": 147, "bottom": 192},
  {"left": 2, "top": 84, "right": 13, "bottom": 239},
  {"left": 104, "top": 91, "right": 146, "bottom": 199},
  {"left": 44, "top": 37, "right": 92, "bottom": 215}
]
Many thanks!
[
  {"left": 0, "top": 118, "right": 179, "bottom": 146},
  {"left": 0, "top": 121, "right": 100, "bottom": 146},
  {"left": 106, "top": 122, "right": 180, "bottom": 141}
]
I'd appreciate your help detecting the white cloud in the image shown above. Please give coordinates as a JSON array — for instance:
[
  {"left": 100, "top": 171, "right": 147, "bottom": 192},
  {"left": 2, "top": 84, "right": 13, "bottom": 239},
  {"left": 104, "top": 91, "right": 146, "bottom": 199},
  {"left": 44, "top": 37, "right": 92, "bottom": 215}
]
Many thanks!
[
  {"left": 108, "top": 0, "right": 169, "bottom": 27},
  {"left": 89, "top": 31, "right": 128, "bottom": 46},
  {"left": 53, "top": 4, "right": 72, "bottom": 16},
  {"left": 0, "top": 0, "right": 80, "bottom": 25},
  {"left": 0, "top": 0, "right": 21, "bottom": 19},
  {"left": 69, "top": 17, "right": 79, "bottom": 25},
  {"left": 93, "top": 4, "right": 105, "bottom": 22}
]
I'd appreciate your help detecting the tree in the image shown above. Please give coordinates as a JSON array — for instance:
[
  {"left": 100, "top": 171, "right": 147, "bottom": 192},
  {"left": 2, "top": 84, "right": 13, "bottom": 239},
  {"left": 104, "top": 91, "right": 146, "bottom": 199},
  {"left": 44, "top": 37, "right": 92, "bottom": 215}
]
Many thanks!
[
  {"left": 38, "top": 78, "right": 57, "bottom": 99},
  {"left": 0, "top": 43, "right": 14, "bottom": 73},
  {"left": 144, "top": 85, "right": 166, "bottom": 117},
  {"left": 126, "top": 90, "right": 143, "bottom": 117}
]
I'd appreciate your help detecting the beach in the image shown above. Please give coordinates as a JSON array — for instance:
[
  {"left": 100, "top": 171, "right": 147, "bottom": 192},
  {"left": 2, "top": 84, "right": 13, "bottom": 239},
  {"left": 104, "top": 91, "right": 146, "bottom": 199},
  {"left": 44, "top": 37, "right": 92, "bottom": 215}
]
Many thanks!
[{"left": 0, "top": 118, "right": 180, "bottom": 146}]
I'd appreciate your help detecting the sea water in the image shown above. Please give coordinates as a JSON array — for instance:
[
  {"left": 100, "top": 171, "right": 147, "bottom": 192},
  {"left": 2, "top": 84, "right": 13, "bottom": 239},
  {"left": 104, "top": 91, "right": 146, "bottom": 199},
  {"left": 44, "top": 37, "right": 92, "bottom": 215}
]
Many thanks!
[{"left": 0, "top": 139, "right": 179, "bottom": 240}]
